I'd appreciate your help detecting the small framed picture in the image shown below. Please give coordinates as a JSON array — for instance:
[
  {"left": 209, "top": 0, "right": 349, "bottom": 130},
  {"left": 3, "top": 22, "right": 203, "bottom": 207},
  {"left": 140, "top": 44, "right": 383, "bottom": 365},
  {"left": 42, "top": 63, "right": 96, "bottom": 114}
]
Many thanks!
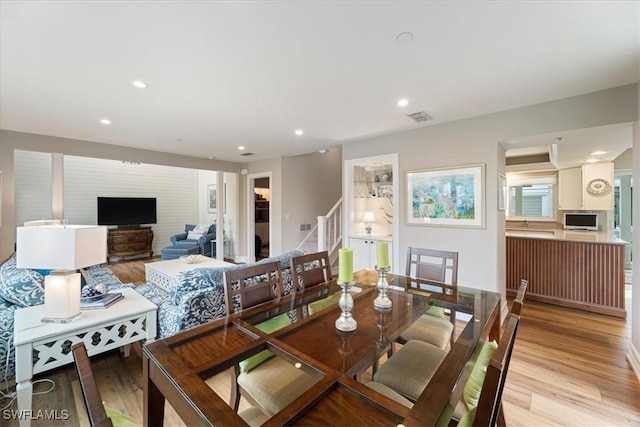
[{"left": 207, "top": 184, "right": 216, "bottom": 213}]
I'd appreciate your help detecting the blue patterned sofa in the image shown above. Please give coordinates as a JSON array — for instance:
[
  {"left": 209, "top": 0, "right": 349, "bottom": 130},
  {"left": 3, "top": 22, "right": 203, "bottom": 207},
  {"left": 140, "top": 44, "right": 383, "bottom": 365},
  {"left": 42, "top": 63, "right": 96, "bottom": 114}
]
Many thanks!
[
  {"left": 0, "top": 254, "right": 133, "bottom": 385},
  {"left": 135, "top": 250, "right": 305, "bottom": 338}
]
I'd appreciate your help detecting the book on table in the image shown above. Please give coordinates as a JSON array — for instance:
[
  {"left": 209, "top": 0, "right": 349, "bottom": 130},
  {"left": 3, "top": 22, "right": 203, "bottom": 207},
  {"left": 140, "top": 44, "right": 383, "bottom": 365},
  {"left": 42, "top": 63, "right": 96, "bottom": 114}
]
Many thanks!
[{"left": 80, "top": 292, "right": 123, "bottom": 310}]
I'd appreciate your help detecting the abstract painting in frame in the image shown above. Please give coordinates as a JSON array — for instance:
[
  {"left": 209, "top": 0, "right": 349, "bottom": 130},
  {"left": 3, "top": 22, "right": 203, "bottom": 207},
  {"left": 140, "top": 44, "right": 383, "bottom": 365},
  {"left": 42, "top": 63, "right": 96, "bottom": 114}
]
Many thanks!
[
  {"left": 406, "top": 164, "right": 485, "bottom": 228},
  {"left": 207, "top": 184, "right": 217, "bottom": 213}
]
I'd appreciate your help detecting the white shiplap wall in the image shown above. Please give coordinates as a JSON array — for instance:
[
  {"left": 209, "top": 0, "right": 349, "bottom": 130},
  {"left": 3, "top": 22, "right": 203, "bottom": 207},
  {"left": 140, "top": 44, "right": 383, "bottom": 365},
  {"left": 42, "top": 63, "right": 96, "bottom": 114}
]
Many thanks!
[
  {"left": 15, "top": 150, "right": 53, "bottom": 226},
  {"left": 63, "top": 156, "right": 199, "bottom": 257}
]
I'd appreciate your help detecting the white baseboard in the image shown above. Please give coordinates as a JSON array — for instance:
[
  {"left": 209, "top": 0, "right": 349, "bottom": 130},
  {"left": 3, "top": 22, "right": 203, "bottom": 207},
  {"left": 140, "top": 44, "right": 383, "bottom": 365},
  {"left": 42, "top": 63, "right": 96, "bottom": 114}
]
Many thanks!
[
  {"left": 235, "top": 255, "right": 250, "bottom": 264},
  {"left": 628, "top": 343, "right": 640, "bottom": 383}
]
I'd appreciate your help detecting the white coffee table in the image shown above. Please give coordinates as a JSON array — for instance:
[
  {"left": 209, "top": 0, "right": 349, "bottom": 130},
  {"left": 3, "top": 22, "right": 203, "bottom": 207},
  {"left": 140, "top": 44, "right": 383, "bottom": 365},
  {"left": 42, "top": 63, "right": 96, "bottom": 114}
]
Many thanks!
[
  {"left": 14, "top": 287, "right": 157, "bottom": 427},
  {"left": 145, "top": 256, "right": 234, "bottom": 292}
]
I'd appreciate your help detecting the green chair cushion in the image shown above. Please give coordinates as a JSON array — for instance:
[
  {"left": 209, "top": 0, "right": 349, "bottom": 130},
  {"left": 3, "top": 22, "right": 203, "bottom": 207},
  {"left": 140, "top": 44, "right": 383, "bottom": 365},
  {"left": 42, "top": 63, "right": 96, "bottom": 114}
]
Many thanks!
[
  {"left": 308, "top": 294, "right": 339, "bottom": 315},
  {"left": 463, "top": 340, "right": 498, "bottom": 410},
  {"left": 105, "top": 405, "right": 138, "bottom": 427},
  {"left": 435, "top": 402, "right": 454, "bottom": 427},
  {"left": 240, "top": 314, "right": 291, "bottom": 373},
  {"left": 457, "top": 407, "right": 477, "bottom": 427},
  {"left": 425, "top": 304, "right": 446, "bottom": 318}
]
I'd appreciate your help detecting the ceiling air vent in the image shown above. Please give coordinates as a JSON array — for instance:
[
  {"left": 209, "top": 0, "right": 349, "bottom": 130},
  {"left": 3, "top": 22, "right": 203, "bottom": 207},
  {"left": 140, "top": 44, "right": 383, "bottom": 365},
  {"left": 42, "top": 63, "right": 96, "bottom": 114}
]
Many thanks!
[
  {"left": 240, "top": 152, "right": 255, "bottom": 157},
  {"left": 406, "top": 111, "right": 434, "bottom": 123}
]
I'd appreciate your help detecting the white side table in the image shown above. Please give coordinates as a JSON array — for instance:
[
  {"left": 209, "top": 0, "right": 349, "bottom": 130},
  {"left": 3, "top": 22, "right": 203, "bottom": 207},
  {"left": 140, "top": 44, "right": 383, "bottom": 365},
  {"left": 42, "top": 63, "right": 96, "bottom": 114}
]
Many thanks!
[{"left": 13, "top": 287, "right": 157, "bottom": 427}]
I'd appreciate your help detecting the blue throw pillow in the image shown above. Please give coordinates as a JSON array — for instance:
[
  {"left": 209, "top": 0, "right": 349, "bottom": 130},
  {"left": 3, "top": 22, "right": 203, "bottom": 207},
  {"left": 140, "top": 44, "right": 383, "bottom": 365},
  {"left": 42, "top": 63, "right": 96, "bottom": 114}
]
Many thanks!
[{"left": 0, "top": 254, "right": 45, "bottom": 307}]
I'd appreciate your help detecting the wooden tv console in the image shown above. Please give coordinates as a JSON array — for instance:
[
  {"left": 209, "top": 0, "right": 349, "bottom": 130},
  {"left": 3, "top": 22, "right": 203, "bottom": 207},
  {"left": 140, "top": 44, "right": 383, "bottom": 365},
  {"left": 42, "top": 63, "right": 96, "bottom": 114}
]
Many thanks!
[{"left": 107, "top": 227, "right": 153, "bottom": 262}]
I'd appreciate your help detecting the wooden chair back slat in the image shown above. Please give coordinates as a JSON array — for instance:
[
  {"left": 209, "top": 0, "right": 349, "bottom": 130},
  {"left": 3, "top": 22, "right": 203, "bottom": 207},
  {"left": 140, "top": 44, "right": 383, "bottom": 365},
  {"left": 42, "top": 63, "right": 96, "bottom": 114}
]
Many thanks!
[
  {"left": 72, "top": 342, "right": 114, "bottom": 427},
  {"left": 224, "top": 261, "right": 284, "bottom": 314},
  {"left": 472, "top": 314, "right": 520, "bottom": 426},
  {"left": 290, "top": 251, "right": 332, "bottom": 293},
  {"left": 406, "top": 247, "right": 459, "bottom": 285},
  {"left": 511, "top": 279, "right": 528, "bottom": 317}
]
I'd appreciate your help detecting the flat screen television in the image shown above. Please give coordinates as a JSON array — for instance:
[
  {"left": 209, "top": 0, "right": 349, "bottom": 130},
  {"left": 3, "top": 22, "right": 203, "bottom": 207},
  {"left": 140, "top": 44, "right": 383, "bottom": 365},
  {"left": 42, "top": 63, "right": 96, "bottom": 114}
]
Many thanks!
[
  {"left": 97, "top": 197, "right": 157, "bottom": 228},
  {"left": 563, "top": 212, "right": 598, "bottom": 231}
]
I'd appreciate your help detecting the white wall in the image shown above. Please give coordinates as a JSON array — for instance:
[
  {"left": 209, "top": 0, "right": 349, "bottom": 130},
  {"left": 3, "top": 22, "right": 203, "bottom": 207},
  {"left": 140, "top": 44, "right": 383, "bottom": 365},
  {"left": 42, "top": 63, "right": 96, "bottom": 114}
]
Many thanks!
[
  {"left": 14, "top": 150, "right": 52, "bottom": 226},
  {"left": 343, "top": 84, "right": 637, "bottom": 299},
  {"left": 281, "top": 149, "right": 342, "bottom": 250}
]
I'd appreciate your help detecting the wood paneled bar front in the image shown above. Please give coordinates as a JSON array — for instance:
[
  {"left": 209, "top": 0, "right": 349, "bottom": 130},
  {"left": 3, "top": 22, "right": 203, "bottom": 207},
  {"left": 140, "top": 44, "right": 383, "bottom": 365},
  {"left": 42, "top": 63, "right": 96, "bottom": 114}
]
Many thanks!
[{"left": 506, "top": 230, "right": 627, "bottom": 318}]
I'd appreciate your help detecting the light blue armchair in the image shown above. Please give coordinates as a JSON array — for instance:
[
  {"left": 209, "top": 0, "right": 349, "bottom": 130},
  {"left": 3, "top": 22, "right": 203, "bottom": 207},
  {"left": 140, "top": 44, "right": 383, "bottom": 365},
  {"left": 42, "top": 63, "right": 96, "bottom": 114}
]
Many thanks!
[{"left": 163, "top": 224, "right": 217, "bottom": 260}]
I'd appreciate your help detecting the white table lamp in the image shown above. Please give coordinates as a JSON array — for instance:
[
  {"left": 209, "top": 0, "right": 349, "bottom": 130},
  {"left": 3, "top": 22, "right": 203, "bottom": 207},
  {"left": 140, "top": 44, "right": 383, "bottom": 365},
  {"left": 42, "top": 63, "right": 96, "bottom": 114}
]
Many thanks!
[
  {"left": 16, "top": 225, "right": 108, "bottom": 323},
  {"left": 363, "top": 211, "right": 375, "bottom": 234}
]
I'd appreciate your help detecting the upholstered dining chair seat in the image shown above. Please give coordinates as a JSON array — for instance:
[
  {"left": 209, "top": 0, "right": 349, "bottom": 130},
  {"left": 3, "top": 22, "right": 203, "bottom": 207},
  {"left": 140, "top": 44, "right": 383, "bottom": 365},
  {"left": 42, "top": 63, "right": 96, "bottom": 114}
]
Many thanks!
[
  {"left": 374, "top": 340, "right": 447, "bottom": 401},
  {"left": 365, "top": 381, "right": 414, "bottom": 408},
  {"left": 237, "top": 356, "right": 317, "bottom": 416},
  {"left": 399, "top": 313, "right": 454, "bottom": 350},
  {"left": 238, "top": 406, "right": 271, "bottom": 427}
]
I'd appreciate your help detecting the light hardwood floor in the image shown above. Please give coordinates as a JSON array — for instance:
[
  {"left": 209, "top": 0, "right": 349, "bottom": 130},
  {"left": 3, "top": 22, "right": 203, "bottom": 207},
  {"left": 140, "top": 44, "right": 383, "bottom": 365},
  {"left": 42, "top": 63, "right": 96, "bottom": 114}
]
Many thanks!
[{"left": 3, "top": 259, "right": 639, "bottom": 426}]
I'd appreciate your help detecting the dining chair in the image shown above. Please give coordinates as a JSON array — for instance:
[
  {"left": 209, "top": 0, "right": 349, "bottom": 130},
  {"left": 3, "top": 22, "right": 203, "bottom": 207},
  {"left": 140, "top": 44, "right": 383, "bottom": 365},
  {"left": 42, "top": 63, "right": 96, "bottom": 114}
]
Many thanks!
[
  {"left": 72, "top": 342, "right": 138, "bottom": 427},
  {"left": 223, "top": 261, "right": 284, "bottom": 315},
  {"left": 224, "top": 262, "right": 316, "bottom": 415},
  {"left": 457, "top": 313, "right": 521, "bottom": 427},
  {"left": 290, "top": 250, "right": 332, "bottom": 293},
  {"left": 435, "top": 278, "right": 529, "bottom": 426},
  {"left": 399, "top": 247, "right": 459, "bottom": 350}
]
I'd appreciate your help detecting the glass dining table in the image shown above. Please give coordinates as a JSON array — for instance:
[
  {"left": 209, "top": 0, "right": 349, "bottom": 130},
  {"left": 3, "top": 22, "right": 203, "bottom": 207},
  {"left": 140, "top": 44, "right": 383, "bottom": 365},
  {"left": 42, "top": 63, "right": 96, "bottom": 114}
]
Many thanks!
[{"left": 142, "top": 270, "right": 502, "bottom": 426}]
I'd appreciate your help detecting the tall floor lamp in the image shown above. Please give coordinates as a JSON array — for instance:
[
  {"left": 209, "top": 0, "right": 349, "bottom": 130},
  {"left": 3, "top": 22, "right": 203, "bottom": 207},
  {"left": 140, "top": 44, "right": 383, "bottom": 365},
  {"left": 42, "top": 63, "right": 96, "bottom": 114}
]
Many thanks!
[{"left": 16, "top": 225, "right": 108, "bottom": 323}]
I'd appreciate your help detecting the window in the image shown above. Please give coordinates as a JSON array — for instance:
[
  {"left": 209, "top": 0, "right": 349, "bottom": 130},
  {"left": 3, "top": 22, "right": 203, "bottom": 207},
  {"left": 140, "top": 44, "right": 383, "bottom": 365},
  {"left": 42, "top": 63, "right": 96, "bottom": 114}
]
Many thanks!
[{"left": 506, "top": 173, "right": 557, "bottom": 220}]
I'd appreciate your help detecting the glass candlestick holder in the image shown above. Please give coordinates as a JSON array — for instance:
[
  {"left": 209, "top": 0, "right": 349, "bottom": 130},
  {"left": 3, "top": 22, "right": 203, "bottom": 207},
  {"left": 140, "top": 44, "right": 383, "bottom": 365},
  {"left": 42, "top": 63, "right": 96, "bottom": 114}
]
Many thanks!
[
  {"left": 374, "top": 265, "right": 392, "bottom": 309},
  {"left": 335, "top": 280, "right": 357, "bottom": 332}
]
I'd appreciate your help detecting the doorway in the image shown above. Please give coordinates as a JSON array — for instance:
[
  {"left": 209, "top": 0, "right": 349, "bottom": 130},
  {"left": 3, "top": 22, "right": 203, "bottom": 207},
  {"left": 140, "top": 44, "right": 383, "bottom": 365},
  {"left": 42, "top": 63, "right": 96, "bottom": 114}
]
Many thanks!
[{"left": 247, "top": 172, "right": 271, "bottom": 263}]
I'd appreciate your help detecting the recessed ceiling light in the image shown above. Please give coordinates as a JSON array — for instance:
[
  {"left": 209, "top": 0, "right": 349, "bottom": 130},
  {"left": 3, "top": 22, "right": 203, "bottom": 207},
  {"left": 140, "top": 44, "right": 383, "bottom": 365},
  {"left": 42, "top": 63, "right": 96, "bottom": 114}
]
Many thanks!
[
  {"left": 295, "top": 129, "right": 304, "bottom": 136},
  {"left": 396, "top": 32, "right": 414, "bottom": 43},
  {"left": 100, "top": 119, "right": 111, "bottom": 125},
  {"left": 208, "top": 156, "right": 217, "bottom": 160},
  {"left": 132, "top": 80, "right": 147, "bottom": 88},
  {"left": 586, "top": 158, "right": 599, "bottom": 163},
  {"left": 590, "top": 150, "right": 609, "bottom": 155},
  {"left": 238, "top": 146, "right": 245, "bottom": 151},
  {"left": 318, "top": 149, "right": 329, "bottom": 154},
  {"left": 397, "top": 99, "right": 409, "bottom": 107}
]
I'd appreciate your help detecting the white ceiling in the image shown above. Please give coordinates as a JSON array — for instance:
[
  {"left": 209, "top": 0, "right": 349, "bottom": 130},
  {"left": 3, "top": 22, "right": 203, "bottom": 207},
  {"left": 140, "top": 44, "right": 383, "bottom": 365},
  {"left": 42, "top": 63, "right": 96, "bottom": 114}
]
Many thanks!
[
  {"left": 505, "top": 123, "right": 634, "bottom": 170},
  {"left": 1, "top": 1, "right": 638, "bottom": 163}
]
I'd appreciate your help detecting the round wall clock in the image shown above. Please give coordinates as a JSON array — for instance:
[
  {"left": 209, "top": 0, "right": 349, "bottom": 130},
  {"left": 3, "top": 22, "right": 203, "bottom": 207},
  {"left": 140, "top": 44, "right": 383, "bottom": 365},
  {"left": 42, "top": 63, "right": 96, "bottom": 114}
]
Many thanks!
[{"left": 586, "top": 178, "right": 611, "bottom": 195}]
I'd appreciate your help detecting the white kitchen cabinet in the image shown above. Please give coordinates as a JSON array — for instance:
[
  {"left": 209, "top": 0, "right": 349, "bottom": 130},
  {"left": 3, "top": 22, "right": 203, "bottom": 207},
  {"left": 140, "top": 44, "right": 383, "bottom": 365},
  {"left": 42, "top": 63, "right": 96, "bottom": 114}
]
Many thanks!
[
  {"left": 351, "top": 236, "right": 393, "bottom": 271},
  {"left": 558, "top": 167, "right": 582, "bottom": 210},
  {"left": 558, "top": 162, "right": 614, "bottom": 211}
]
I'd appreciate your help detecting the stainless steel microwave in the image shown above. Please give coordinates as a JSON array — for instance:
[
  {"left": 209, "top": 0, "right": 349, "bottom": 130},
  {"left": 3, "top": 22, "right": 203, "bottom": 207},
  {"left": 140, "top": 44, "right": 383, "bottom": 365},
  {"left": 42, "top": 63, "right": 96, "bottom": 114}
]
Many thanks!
[{"left": 563, "top": 213, "right": 598, "bottom": 231}]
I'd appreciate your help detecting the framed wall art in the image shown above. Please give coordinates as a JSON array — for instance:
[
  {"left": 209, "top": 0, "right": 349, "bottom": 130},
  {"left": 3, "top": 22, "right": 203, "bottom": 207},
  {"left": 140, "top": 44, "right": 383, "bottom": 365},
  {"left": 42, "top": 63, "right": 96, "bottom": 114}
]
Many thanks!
[
  {"left": 207, "top": 184, "right": 217, "bottom": 213},
  {"left": 406, "top": 163, "right": 485, "bottom": 228}
]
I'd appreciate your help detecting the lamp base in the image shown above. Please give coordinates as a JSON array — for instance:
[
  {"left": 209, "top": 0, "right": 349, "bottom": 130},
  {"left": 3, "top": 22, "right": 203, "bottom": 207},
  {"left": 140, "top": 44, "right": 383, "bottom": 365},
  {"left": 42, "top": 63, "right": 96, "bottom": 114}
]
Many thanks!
[
  {"left": 42, "top": 270, "right": 82, "bottom": 324},
  {"left": 41, "top": 312, "right": 83, "bottom": 324}
]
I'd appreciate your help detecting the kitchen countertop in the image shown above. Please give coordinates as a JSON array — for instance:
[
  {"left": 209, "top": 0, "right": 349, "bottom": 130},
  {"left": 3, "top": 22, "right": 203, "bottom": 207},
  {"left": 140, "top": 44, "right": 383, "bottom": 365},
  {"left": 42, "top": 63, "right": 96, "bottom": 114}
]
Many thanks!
[{"left": 506, "top": 229, "right": 628, "bottom": 245}]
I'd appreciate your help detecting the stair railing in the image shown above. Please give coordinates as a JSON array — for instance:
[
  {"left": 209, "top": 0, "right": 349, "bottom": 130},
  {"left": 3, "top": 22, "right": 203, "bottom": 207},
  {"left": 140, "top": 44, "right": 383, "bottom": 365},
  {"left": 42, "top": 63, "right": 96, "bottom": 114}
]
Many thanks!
[{"left": 317, "top": 198, "right": 342, "bottom": 256}]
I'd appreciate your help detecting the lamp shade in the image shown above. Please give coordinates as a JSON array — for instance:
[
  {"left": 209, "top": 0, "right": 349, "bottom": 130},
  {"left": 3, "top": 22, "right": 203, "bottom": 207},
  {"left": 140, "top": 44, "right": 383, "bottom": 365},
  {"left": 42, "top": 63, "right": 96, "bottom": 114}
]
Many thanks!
[
  {"left": 362, "top": 211, "right": 375, "bottom": 223},
  {"left": 16, "top": 225, "right": 107, "bottom": 270}
]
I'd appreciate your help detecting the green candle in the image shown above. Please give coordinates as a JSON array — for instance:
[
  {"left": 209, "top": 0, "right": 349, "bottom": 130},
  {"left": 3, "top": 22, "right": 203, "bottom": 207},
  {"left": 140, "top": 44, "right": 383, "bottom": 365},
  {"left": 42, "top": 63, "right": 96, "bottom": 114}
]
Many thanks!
[
  {"left": 376, "top": 241, "right": 389, "bottom": 269},
  {"left": 338, "top": 248, "right": 353, "bottom": 282}
]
